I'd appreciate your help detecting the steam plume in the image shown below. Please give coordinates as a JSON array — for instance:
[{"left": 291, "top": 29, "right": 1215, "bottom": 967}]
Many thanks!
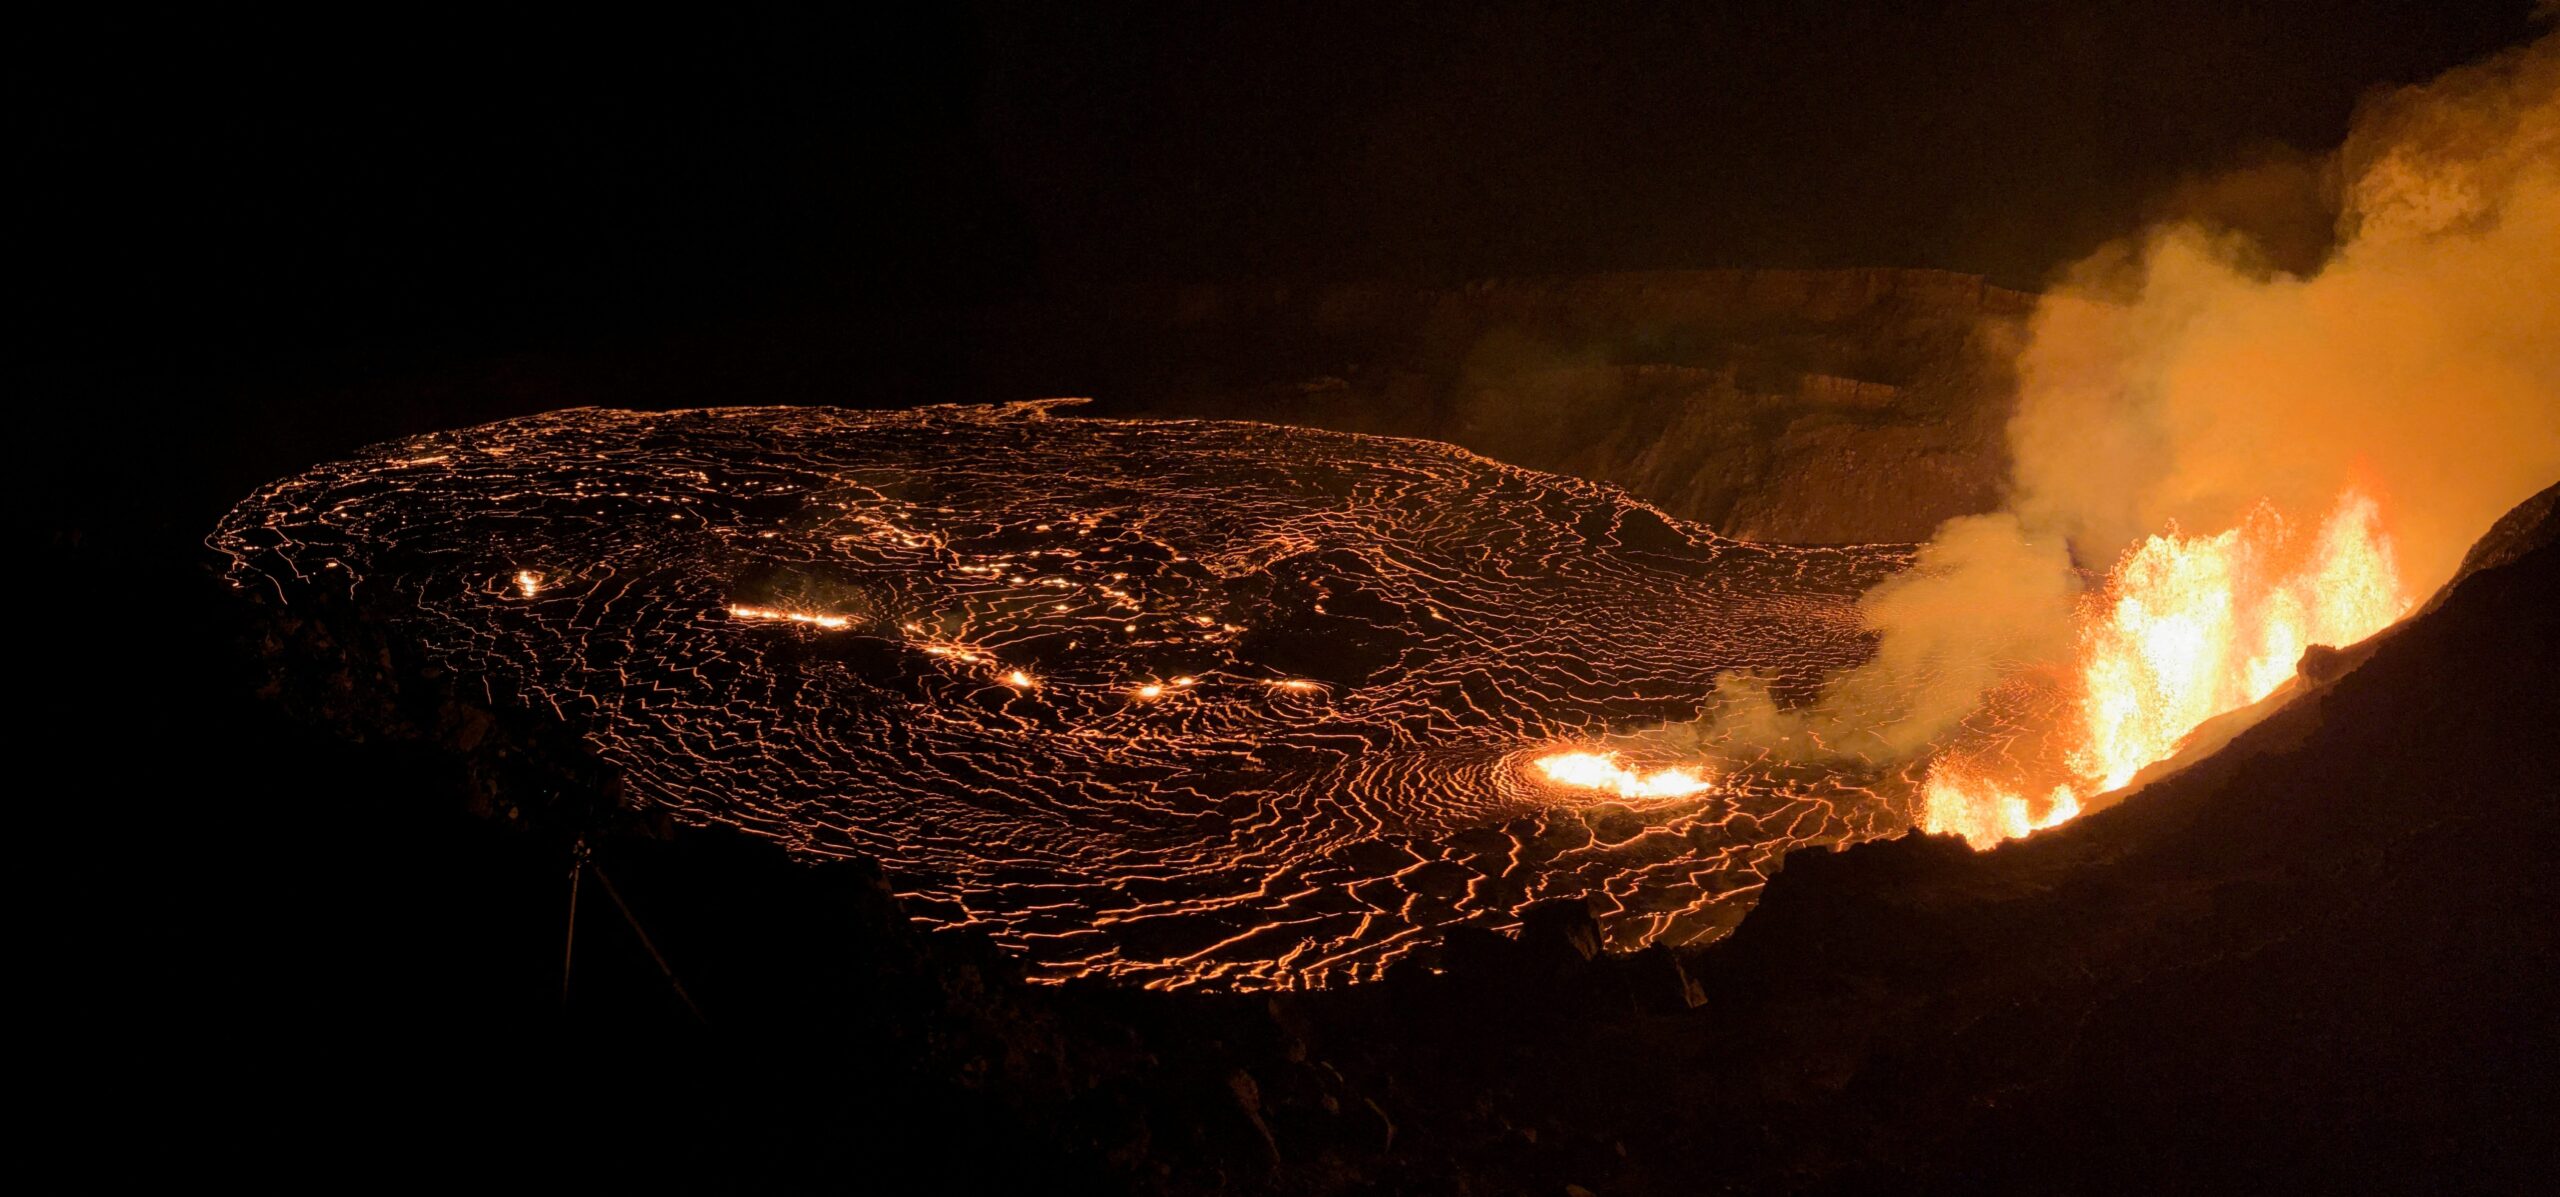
[{"left": 1716, "top": 31, "right": 2560, "bottom": 771}]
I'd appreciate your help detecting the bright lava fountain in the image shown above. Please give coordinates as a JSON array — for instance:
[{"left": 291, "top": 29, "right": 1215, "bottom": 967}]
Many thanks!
[{"left": 1920, "top": 489, "right": 2411, "bottom": 847}]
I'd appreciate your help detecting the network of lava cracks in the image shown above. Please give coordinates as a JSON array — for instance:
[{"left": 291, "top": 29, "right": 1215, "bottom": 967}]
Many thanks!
[{"left": 213, "top": 401, "right": 2056, "bottom": 991}]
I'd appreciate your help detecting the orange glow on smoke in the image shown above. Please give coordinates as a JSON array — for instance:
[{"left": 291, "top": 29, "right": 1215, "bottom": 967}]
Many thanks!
[
  {"left": 1924, "top": 488, "right": 2410, "bottom": 848},
  {"left": 1534, "top": 751, "right": 1715, "bottom": 800}
]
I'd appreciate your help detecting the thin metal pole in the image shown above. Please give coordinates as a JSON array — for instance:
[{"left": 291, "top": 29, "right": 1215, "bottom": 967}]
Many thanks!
[
  {"left": 591, "top": 859, "right": 707, "bottom": 1025},
  {"left": 562, "top": 837, "right": 587, "bottom": 1008}
]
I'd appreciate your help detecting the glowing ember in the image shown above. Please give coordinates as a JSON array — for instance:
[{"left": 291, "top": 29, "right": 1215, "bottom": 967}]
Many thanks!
[
  {"left": 1534, "top": 751, "right": 1715, "bottom": 800},
  {"left": 514, "top": 569, "right": 543, "bottom": 597},
  {"left": 1922, "top": 488, "right": 2411, "bottom": 848}
]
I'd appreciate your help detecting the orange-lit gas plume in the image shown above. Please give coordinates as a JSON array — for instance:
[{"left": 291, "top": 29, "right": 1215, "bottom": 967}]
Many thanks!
[
  {"left": 1689, "top": 32, "right": 2558, "bottom": 848},
  {"left": 1910, "top": 33, "right": 2559, "bottom": 845}
]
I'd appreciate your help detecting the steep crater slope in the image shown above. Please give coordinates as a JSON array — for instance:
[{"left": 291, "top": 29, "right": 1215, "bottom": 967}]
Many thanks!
[{"left": 1100, "top": 268, "right": 2032, "bottom": 543}]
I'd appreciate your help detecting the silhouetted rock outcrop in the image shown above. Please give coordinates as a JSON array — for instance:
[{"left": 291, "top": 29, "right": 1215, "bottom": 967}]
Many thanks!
[{"left": 2424, "top": 478, "right": 2559, "bottom": 612}]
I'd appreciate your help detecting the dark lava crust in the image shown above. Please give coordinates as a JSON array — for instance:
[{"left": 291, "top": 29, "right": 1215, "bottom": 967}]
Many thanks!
[{"left": 210, "top": 401, "right": 1927, "bottom": 989}]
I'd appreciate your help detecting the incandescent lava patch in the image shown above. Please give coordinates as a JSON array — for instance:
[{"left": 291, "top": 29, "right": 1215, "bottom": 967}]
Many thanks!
[{"left": 214, "top": 401, "right": 1924, "bottom": 989}]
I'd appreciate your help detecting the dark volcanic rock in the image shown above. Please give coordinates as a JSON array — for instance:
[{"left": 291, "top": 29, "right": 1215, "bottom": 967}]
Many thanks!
[
  {"left": 167, "top": 468, "right": 2557, "bottom": 1194},
  {"left": 1575, "top": 485, "right": 2560, "bottom": 1193},
  {"left": 1122, "top": 269, "right": 2032, "bottom": 543},
  {"left": 2424, "top": 478, "right": 2559, "bottom": 612},
  {"left": 1517, "top": 897, "right": 1605, "bottom": 963}
]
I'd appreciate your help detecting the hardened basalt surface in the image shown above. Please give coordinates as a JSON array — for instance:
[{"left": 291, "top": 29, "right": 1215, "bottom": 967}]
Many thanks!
[{"left": 214, "top": 401, "right": 1927, "bottom": 989}]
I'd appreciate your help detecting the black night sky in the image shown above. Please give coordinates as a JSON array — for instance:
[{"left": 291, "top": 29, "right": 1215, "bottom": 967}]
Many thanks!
[
  {"left": 26, "top": 2, "right": 2536, "bottom": 377},
  {"left": 18, "top": 2, "right": 2537, "bottom": 553}
]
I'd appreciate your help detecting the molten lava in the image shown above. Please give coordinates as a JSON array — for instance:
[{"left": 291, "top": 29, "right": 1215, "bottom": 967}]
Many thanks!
[
  {"left": 1534, "top": 750, "right": 1715, "bottom": 800},
  {"left": 727, "top": 604, "right": 853, "bottom": 630},
  {"left": 1923, "top": 488, "right": 2412, "bottom": 847},
  {"left": 214, "top": 402, "right": 1914, "bottom": 989},
  {"left": 1918, "top": 766, "right": 2081, "bottom": 851}
]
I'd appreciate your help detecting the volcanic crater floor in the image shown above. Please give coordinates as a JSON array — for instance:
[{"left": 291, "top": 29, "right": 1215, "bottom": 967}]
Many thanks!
[{"left": 216, "top": 401, "right": 1957, "bottom": 989}]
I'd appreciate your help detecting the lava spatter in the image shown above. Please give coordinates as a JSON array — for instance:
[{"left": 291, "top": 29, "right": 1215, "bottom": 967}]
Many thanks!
[{"left": 213, "top": 401, "right": 1920, "bottom": 989}]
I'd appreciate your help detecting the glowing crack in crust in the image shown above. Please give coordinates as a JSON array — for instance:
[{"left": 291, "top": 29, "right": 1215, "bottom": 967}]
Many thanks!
[{"left": 214, "top": 401, "right": 1932, "bottom": 990}]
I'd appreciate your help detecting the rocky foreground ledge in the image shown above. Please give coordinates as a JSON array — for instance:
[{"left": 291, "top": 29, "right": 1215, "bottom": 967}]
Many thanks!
[{"left": 207, "top": 483, "right": 2556, "bottom": 1194}]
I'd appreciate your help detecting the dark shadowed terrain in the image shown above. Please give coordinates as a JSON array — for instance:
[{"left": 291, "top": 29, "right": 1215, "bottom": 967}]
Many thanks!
[
  {"left": 40, "top": 458, "right": 2553, "bottom": 1191},
  {"left": 1088, "top": 269, "right": 2033, "bottom": 543}
]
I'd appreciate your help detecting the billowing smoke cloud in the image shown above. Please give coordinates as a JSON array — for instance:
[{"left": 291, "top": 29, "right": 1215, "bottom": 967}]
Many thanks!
[
  {"left": 1813, "top": 513, "right": 2079, "bottom": 757},
  {"left": 2014, "top": 28, "right": 2559, "bottom": 595},
  {"left": 1668, "top": 513, "right": 2077, "bottom": 765},
  {"left": 1704, "top": 29, "right": 2560, "bottom": 769}
]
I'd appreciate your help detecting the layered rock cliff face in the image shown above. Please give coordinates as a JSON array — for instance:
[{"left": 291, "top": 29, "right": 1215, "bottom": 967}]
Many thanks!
[{"left": 1121, "top": 269, "right": 2033, "bottom": 543}]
